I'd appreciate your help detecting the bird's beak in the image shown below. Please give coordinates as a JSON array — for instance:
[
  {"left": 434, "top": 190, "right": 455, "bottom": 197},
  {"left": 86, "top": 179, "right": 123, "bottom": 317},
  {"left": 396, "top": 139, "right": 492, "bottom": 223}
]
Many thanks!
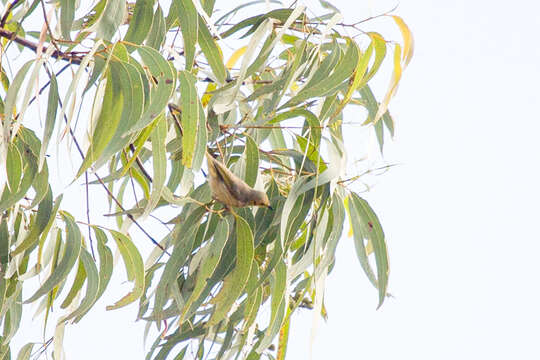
[{"left": 267, "top": 205, "right": 273, "bottom": 210}]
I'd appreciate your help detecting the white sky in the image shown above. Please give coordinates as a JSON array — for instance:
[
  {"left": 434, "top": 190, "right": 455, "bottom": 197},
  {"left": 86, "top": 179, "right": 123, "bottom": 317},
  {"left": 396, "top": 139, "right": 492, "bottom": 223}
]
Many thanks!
[
  {"left": 290, "top": 1, "right": 540, "bottom": 359},
  {"left": 11, "top": 1, "right": 540, "bottom": 359}
]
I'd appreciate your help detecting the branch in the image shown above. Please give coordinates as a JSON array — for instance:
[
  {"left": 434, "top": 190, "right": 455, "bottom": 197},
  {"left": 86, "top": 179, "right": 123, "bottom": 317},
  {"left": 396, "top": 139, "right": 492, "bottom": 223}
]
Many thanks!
[{"left": 0, "top": 28, "right": 84, "bottom": 64}]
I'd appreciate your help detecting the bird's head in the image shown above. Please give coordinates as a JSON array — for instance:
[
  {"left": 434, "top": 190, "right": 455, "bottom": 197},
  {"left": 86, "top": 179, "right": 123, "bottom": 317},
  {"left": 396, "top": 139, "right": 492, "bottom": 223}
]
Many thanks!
[{"left": 250, "top": 191, "right": 272, "bottom": 210}]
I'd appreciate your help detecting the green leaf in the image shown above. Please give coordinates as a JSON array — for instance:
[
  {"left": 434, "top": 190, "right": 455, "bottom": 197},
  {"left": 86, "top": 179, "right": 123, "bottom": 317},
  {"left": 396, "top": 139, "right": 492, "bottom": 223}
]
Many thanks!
[
  {"left": 178, "top": 71, "right": 199, "bottom": 168},
  {"left": 295, "top": 134, "right": 326, "bottom": 174},
  {"left": 146, "top": 5, "right": 166, "bottom": 49},
  {"left": 130, "top": 46, "right": 176, "bottom": 132},
  {"left": 192, "top": 101, "right": 208, "bottom": 171},
  {"left": 180, "top": 219, "right": 229, "bottom": 322},
  {"left": 280, "top": 38, "right": 359, "bottom": 109},
  {"left": 329, "top": 42, "right": 372, "bottom": 121},
  {"left": 60, "top": 258, "right": 86, "bottom": 309},
  {"left": 61, "top": 248, "right": 99, "bottom": 322},
  {"left": 270, "top": 108, "right": 321, "bottom": 149},
  {"left": 0, "top": 140, "right": 37, "bottom": 211},
  {"left": 243, "top": 136, "right": 259, "bottom": 187},
  {"left": 74, "top": 227, "right": 113, "bottom": 322},
  {"left": 93, "top": 58, "right": 145, "bottom": 169},
  {"left": 12, "top": 186, "right": 53, "bottom": 256},
  {"left": 152, "top": 206, "right": 206, "bottom": 320},
  {"left": 3, "top": 287, "right": 22, "bottom": 345},
  {"left": 24, "top": 212, "right": 82, "bottom": 304},
  {"left": 208, "top": 216, "right": 254, "bottom": 326},
  {"left": 106, "top": 230, "right": 145, "bottom": 310},
  {"left": 96, "top": 0, "right": 126, "bottom": 40},
  {"left": 76, "top": 68, "right": 124, "bottom": 178},
  {"left": 0, "top": 220, "right": 9, "bottom": 269},
  {"left": 3, "top": 60, "right": 33, "bottom": 145},
  {"left": 38, "top": 72, "right": 58, "bottom": 170},
  {"left": 257, "top": 260, "right": 287, "bottom": 351},
  {"left": 6, "top": 144, "right": 22, "bottom": 192},
  {"left": 220, "top": 8, "right": 293, "bottom": 39},
  {"left": 60, "top": 0, "right": 75, "bottom": 40},
  {"left": 143, "top": 113, "right": 167, "bottom": 217},
  {"left": 177, "top": 0, "right": 198, "bottom": 70},
  {"left": 358, "top": 85, "right": 393, "bottom": 152},
  {"left": 198, "top": 17, "right": 227, "bottom": 83},
  {"left": 124, "top": 0, "right": 154, "bottom": 45},
  {"left": 348, "top": 193, "right": 389, "bottom": 308}
]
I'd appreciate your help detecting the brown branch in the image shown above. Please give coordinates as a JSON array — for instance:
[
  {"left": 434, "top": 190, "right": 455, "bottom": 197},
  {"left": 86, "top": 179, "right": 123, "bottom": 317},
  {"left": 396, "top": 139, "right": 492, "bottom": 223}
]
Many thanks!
[{"left": 0, "top": 28, "right": 84, "bottom": 64}]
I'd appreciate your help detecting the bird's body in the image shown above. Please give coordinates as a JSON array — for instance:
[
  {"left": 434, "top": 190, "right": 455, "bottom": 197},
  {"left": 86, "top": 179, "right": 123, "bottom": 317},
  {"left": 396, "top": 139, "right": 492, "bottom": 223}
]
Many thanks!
[{"left": 205, "top": 152, "right": 271, "bottom": 209}]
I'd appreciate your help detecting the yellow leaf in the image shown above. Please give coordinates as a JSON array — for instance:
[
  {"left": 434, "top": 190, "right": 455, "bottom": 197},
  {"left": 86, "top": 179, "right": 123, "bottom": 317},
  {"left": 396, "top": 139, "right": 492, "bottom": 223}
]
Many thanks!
[
  {"left": 344, "top": 196, "right": 354, "bottom": 237},
  {"left": 392, "top": 15, "right": 414, "bottom": 68},
  {"left": 226, "top": 46, "right": 247, "bottom": 69},
  {"left": 374, "top": 43, "right": 402, "bottom": 124},
  {"left": 201, "top": 82, "right": 216, "bottom": 107}
]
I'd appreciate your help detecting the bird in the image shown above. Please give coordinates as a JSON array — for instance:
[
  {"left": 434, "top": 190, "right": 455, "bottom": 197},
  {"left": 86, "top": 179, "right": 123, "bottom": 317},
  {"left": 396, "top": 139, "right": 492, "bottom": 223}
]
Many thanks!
[{"left": 205, "top": 151, "right": 272, "bottom": 209}]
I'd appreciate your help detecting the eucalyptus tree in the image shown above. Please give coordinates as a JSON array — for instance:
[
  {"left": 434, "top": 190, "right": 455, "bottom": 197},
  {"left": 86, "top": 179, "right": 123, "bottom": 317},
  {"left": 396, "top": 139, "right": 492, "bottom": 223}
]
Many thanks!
[{"left": 0, "top": 0, "right": 412, "bottom": 358}]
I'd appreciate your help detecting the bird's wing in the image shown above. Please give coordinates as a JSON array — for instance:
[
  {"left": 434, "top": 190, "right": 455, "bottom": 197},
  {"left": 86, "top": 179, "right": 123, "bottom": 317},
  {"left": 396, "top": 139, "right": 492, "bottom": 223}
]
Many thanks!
[
  {"left": 209, "top": 155, "right": 254, "bottom": 203},
  {"left": 206, "top": 152, "right": 224, "bottom": 182}
]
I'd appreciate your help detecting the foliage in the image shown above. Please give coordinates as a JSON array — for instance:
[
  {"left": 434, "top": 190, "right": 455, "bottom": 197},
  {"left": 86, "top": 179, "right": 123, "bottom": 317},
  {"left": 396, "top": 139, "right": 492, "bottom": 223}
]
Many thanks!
[{"left": 0, "top": 0, "right": 413, "bottom": 359}]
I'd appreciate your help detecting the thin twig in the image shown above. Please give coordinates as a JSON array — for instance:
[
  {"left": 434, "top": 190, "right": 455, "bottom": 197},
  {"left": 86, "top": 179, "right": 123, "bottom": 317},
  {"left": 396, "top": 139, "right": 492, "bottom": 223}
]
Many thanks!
[
  {"left": 352, "top": 4, "right": 399, "bottom": 25},
  {"left": 337, "top": 163, "right": 399, "bottom": 185}
]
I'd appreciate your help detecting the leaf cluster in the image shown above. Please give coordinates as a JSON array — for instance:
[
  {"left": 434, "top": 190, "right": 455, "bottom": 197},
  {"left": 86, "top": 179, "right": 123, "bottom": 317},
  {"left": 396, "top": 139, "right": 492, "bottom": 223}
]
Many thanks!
[{"left": 0, "top": 0, "right": 413, "bottom": 359}]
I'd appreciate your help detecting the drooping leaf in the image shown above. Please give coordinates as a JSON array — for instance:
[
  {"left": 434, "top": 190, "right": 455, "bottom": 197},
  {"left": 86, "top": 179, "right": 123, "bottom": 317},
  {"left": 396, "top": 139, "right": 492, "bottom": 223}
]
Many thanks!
[
  {"left": 38, "top": 71, "right": 58, "bottom": 171},
  {"left": 24, "top": 212, "right": 82, "bottom": 304},
  {"left": 243, "top": 136, "right": 259, "bottom": 187},
  {"left": 124, "top": 0, "right": 154, "bottom": 45},
  {"left": 177, "top": 0, "right": 198, "bottom": 70},
  {"left": 178, "top": 71, "right": 199, "bottom": 168},
  {"left": 106, "top": 230, "right": 145, "bottom": 310},
  {"left": 208, "top": 215, "right": 254, "bottom": 326},
  {"left": 60, "top": 0, "right": 76, "bottom": 40},
  {"left": 61, "top": 247, "right": 99, "bottom": 322},
  {"left": 256, "top": 259, "right": 288, "bottom": 351},
  {"left": 146, "top": 5, "right": 166, "bottom": 49},
  {"left": 198, "top": 17, "right": 227, "bottom": 83},
  {"left": 130, "top": 46, "right": 176, "bottom": 132},
  {"left": 280, "top": 38, "right": 359, "bottom": 109},
  {"left": 347, "top": 193, "right": 389, "bottom": 308},
  {"left": 76, "top": 67, "right": 124, "bottom": 178},
  {"left": 6, "top": 144, "right": 22, "bottom": 192},
  {"left": 143, "top": 113, "right": 167, "bottom": 217},
  {"left": 392, "top": 15, "right": 414, "bottom": 67},
  {"left": 373, "top": 43, "right": 402, "bottom": 124},
  {"left": 96, "top": 0, "right": 126, "bottom": 40}
]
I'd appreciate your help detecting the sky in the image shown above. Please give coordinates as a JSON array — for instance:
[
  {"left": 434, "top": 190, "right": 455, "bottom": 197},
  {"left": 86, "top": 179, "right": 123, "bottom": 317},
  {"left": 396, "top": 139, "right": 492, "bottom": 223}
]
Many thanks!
[
  {"left": 10, "top": 1, "right": 540, "bottom": 359},
  {"left": 289, "top": 1, "right": 540, "bottom": 359}
]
